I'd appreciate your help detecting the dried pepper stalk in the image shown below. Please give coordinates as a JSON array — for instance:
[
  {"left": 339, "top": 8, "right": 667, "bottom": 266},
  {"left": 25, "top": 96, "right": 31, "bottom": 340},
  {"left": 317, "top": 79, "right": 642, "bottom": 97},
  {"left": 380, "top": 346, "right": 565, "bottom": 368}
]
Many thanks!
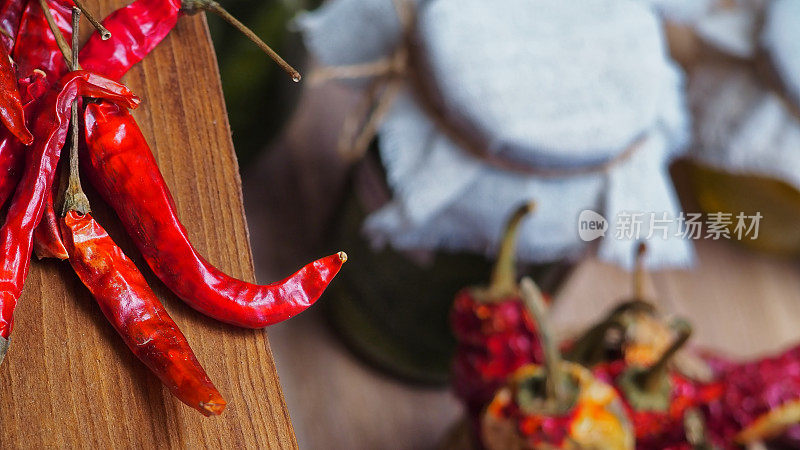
[
  {"left": 481, "top": 278, "right": 634, "bottom": 449},
  {"left": 82, "top": 100, "right": 344, "bottom": 328},
  {"left": 0, "top": 70, "right": 139, "bottom": 362},
  {"left": 450, "top": 202, "right": 544, "bottom": 428},
  {"left": 566, "top": 244, "right": 675, "bottom": 369},
  {"left": 61, "top": 211, "right": 226, "bottom": 416}
]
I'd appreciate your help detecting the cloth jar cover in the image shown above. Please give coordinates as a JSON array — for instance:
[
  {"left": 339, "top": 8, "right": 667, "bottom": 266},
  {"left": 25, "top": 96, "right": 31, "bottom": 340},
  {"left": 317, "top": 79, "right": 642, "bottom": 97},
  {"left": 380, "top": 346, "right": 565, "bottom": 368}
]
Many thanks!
[
  {"left": 298, "top": 0, "right": 695, "bottom": 269},
  {"left": 689, "top": 0, "right": 800, "bottom": 200}
]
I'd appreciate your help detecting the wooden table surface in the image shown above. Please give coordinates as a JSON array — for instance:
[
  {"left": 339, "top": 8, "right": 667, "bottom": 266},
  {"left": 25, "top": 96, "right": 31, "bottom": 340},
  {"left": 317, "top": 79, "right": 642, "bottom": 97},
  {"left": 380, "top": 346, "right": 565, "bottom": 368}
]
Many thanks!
[
  {"left": 243, "top": 82, "right": 800, "bottom": 449},
  {"left": 0, "top": 2, "right": 296, "bottom": 448}
]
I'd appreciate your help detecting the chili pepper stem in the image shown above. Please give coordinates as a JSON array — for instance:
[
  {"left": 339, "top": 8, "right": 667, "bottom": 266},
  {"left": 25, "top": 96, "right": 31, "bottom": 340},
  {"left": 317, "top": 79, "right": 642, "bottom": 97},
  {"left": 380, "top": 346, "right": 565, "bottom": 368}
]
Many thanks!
[
  {"left": 637, "top": 318, "right": 691, "bottom": 391},
  {"left": 71, "top": 0, "right": 111, "bottom": 40},
  {"left": 181, "top": 0, "right": 301, "bottom": 82},
  {"left": 633, "top": 242, "right": 647, "bottom": 300},
  {"left": 485, "top": 201, "right": 535, "bottom": 301},
  {"left": 38, "top": 0, "right": 74, "bottom": 66},
  {"left": 618, "top": 318, "right": 692, "bottom": 411},
  {"left": 684, "top": 407, "right": 712, "bottom": 449},
  {"left": 520, "top": 277, "right": 565, "bottom": 406},
  {"left": 62, "top": 7, "right": 90, "bottom": 216}
]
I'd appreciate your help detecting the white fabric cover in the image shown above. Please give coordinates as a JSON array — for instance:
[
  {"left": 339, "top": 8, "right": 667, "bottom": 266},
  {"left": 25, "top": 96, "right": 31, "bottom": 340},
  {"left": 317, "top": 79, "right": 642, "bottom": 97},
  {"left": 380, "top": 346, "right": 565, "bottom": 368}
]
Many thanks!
[
  {"left": 298, "top": 0, "right": 695, "bottom": 269},
  {"left": 762, "top": 0, "right": 800, "bottom": 106}
]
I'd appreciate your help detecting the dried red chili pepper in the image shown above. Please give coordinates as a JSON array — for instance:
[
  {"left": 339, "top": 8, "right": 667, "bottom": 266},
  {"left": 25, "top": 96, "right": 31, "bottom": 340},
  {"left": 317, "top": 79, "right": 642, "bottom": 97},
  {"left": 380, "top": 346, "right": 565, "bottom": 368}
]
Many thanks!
[
  {"left": 79, "top": 0, "right": 181, "bottom": 81},
  {"left": 0, "top": 70, "right": 139, "bottom": 362},
  {"left": 82, "top": 100, "right": 344, "bottom": 328},
  {"left": 450, "top": 202, "right": 544, "bottom": 429},
  {"left": 61, "top": 211, "right": 226, "bottom": 416},
  {"left": 32, "top": 183, "right": 68, "bottom": 259},
  {"left": 0, "top": 0, "right": 25, "bottom": 52},
  {"left": 0, "top": 71, "right": 48, "bottom": 208},
  {"left": 0, "top": 0, "right": 72, "bottom": 209},
  {"left": 0, "top": 25, "right": 31, "bottom": 145},
  {"left": 12, "top": 0, "right": 72, "bottom": 80},
  {"left": 704, "top": 343, "right": 800, "bottom": 447},
  {"left": 80, "top": 0, "right": 300, "bottom": 82},
  {"left": 27, "top": 0, "right": 301, "bottom": 257},
  {"left": 590, "top": 320, "right": 725, "bottom": 449},
  {"left": 481, "top": 278, "right": 634, "bottom": 449}
]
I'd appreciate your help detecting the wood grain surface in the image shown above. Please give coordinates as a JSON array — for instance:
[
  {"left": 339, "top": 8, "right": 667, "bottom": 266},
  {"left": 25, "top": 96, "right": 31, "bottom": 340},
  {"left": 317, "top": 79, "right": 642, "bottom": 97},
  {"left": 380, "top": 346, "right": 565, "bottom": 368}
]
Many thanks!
[{"left": 0, "top": 2, "right": 296, "bottom": 447}]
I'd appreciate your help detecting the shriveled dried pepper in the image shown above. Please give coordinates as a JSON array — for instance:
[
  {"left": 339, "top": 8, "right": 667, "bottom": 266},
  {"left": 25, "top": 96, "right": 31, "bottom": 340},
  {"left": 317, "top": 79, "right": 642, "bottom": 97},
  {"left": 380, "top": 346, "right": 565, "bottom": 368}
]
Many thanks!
[
  {"left": 0, "top": 0, "right": 25, "bottom": 52},
  {"left": 12, "top": 0, "right": 72, "bottom": 80},
  {"left": 0, "top": 71, "right": 48, "bottom": 207},
  {"left": 82, "top": 100, "right": 344, "bottom": 328},
  {"left": 481, "top": 278, "right": 634, "bottom": 449},
  {"left": 0, "top": 70, "right": 139, "bottom": 361},
  {"left": 32, "top": 182, "right": 68, "bottom": 259},
  {"left": 590, "top": 320, "right": 724, "bottom": 449},
  {"left": 0, "top": 0, "right": 31, "bottom": 145},
  {"left": 450, "top": 202, "right": 544, "bottom": 430},
  {"left": 0, "top": 0, "right": 72, "bottom": 209},
  {"left": 562, "top": 245, "right": 724, "bottom": 447},
  {"left": 0, "top": 38, "right": 31, "bottom": 144},
  {"left": 704, "top": 343, "right": 800, "bottom": 447},
  {"left": 61, "top": 211, "right": 226, "bottom": 416}
]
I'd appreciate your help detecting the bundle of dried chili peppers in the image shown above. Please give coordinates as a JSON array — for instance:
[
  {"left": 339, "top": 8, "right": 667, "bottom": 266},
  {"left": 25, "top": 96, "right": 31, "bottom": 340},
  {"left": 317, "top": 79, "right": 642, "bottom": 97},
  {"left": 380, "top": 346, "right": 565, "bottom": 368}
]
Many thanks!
[
  {"left": 454, "top": 242, "right": 800, "bottom": 447},
  {"left": 0, "top": 0, "right": 344, "bottom": 416}
]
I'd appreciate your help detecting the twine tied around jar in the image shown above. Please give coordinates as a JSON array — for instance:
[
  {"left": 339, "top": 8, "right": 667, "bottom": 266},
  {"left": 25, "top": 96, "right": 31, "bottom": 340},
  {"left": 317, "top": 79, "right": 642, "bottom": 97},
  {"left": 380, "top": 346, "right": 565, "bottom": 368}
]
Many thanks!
[{"left": 307, "top": 0, "right": 648, "bottom": 178}]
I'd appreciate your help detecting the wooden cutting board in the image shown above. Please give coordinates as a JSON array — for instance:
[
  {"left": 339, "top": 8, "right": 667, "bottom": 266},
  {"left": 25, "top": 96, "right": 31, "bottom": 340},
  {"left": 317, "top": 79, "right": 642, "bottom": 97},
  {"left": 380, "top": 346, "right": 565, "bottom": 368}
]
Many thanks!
[{"left": 0, "top": 2, "right": 297, "bottom": 447}]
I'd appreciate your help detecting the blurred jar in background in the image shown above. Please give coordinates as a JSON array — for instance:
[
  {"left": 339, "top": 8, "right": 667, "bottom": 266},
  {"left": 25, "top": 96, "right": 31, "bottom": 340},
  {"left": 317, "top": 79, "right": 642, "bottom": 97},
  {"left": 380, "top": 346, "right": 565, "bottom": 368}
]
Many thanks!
[
  {"left": 246, "top": 0, "right": 701, "bottom": 383},
  {"left": 683, "top": 0, "right": 800, "bottom": 254}
]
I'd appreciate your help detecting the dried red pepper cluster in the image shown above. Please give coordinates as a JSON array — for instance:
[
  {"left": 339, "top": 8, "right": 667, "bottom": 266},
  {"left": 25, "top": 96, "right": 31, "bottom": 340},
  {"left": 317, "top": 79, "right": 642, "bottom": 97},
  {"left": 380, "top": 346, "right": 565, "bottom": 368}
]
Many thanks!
[
  {"left": 0, "top": 0, "right": 344, "bottom": 416},
  {"left": 451, "top": 236, "right": 800, "bottom": 448}
]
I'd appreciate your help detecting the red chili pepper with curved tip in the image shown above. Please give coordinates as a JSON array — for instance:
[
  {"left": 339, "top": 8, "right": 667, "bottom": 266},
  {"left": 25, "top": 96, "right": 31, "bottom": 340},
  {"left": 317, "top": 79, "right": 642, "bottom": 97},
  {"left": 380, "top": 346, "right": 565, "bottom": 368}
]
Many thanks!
[
  {"left": 79, "top": 0, "right": 182, "bottom": 81},
  {"left": 0, "top": 71, "right": 139, "bottom": 361},
  {"left": 82, "top": 100, "right": 345, "bottom": 328},
  {"left": 60, "top": 210, "right": 225, "bottom": 416},
  {"left": 32, "top": 183, "right": 67, "bottom": 259}
]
